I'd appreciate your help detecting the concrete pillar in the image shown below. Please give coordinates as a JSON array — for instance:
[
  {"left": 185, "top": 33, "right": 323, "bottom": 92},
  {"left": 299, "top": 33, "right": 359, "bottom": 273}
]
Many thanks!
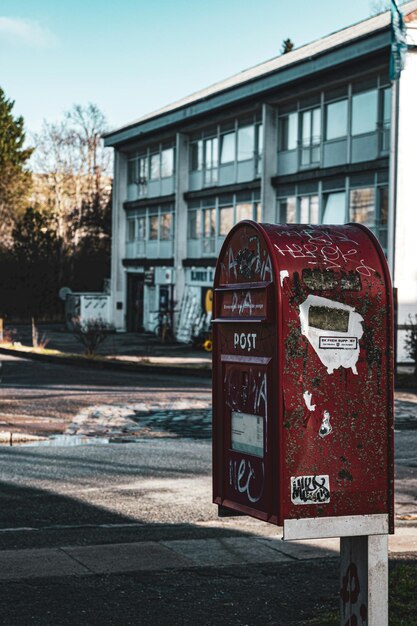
[
  {"left": 340, "top": 535, "right": 388, "bottom": 626},
  {"left": 174, "top": 133, "right": 189, "bottom": 329},
  {"left": 110, "top": 150, "right": 128, "bottom": 331},
  {"left": 261, "top": 104, "right": 278, "bottom": 223}
]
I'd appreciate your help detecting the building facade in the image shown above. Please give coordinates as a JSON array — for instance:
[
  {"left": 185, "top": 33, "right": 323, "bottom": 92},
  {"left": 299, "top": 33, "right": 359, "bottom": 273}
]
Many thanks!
[{"left": 104, "top": 2, "right": 417, "bottom": 358}]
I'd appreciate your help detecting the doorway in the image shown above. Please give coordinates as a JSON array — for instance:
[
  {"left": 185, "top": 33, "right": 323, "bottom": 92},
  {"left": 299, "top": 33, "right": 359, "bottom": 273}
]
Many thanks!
[{"left": 127, "top": 273, "right": 144, "bottom": 332}]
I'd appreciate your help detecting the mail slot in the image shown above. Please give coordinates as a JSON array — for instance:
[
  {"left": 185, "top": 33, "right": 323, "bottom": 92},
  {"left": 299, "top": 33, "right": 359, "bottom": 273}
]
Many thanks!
[{"left": 212, "top": 221, "right": 394, "bottom": 530}]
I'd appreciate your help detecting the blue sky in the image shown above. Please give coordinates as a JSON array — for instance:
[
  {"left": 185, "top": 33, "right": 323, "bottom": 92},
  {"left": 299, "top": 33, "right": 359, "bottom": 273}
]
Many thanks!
[{"left": 0, "top": 1, "right": 391, "bottom": 138}]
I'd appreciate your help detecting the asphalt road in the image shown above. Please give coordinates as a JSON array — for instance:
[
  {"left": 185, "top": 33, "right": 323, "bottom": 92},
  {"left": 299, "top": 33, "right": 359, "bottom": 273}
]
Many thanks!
[
  {"left": 0, "top": 354, "right": 416, "bottom": 625},
  {"left": 0, "top": 353, "right": 211, "bottom": 434}
]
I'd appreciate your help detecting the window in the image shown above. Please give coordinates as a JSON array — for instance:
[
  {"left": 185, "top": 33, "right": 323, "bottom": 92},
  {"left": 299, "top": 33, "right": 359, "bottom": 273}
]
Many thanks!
[
  {"left": 188, "top": 210, "right": 200, "bottom": 239},
  {"left": 349, "top": 188, "right": 375, "bottom": 226},
  {"left": 128, "top": 159, "right": 137, "bottom": 185},
  {"left": 279, "top": 112, "right": 298, "bottom": 151},
  {"left": 137, "top": 216, "right": 146, "bottom": 240},
  {"left": 382, "top": 88, "right": 391, "bottom": 129},
  {"left": 127, "top": 219, "right": 136, "bottom": 242},
  {"left": 326, "top": 100, "right": 348, "bottom": 140},
  {"left": 301, "top": 107, "right": 321, "bottom": 165},
  {"left": 279, "top": 197, "right": 296, "bottom": 223},
  {"left": 322, "top": 192, "right": 346, "bottom": 224},
  {"left": 160, "top": 212, "right": 172, "bottom": 240},
  {"left": 236, "top": 202, "right": 253, "bottom": 222},
  {"left": 203, "top": 207, "right": 216, "bottom": 238},
  {"left": 205, "top": 137, "right": 218, "bottom": 169},
  {"left": 351, "top": 90, "right": 378, "bottom": 135},
  {"left": 161, "top": 148, "right": 174, "bottom": 178},
  {"left": 255, "top": 202, "right": 262, "bottom": 222},
  {"left": 138, "top": 156, "right": 147, "bottom": 183},
  {"left": 237, "top": 126, "right": 255, "bottom": 161},
  {"left": 220, "top": 132, "right": 235, "bottom": 164},
  {"left": 381, "top": 87, "right": 391, "bottom": 152},
  {"left": 190, "top": 140, "right": 203, "bottom": 171},
  {"left": 149, "top": 214, "right": 159, "bottom": 239},
  {"left": 150, "top": 153, "right": 160, "bottom": 180},
  {"left": 299, "top": 195, "right": 319, "bottom": 224},
  {"left": 219, "top": 205, "right": 233, "bottom": 236},
  {"left": 378, "top": 186, "right": 388, "bottom": 249}
]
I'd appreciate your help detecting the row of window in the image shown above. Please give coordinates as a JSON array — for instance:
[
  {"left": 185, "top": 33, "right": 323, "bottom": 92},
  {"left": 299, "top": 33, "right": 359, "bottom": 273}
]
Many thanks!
[
  {"left": 126, "top": 204, "right": 175, "bottom": 243},
  {"left": 190, "top": 117, "right": 263, "bottom": 172},
  {"left": 188, "top": 192, "right": 261, "bottom": 241},
  {"left": 278, "top": 181, "right": 388, "bottom": 250},
  {"left": 279, "top": 83, "right": 391, "bottom": 162},
  {"left": 127, "top": 145, "right": 175, "bottom": 185}
]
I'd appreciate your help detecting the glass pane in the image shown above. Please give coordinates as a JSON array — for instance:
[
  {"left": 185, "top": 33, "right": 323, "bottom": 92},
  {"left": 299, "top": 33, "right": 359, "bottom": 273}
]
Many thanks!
[
  {"left": 203, "top": 208, "right": 216, "bottom": 237},
  {"left": 219, "top": 206, "right": 233, "bottom": 236},
  {"left": 310, "top": 196, "right": 319, "bottom": 224},
  {"left": 138, "top": 216, "right": 146, "bottom": 239},
  {"left": 188, "top": 210, "right": 200, "bottom": 239},
  {"left": 302, "top": 111, "right": 311, "bottom": 147},
  {"left": 190, "top": 141, "right": 203, "bottom": 171},
  {"left": 160, "top": 213, "right": 172, "bottom": 240},
  {"left": 256, "top": 124, "right": 263, "bottom": 157},
  {"left": 279, "top": 197, "right": 296, "bottom": 223},
  {"left": 149, "top": 215, "right": 158, "bottom": 239},
  {"left": 237, "top": 126, "right": 254, "bottom": 161},
  {"left": 287, "top": 112, "right": 298, "bottom": 150},
  {"left": 127, "top": 159, "right": 137, "bottom": 184},
  {"left": 312, "top": 108, "right": 321, "bottom": 144},
  {"left": 236, "top": 203, "right": 252, "bottom": 222},
  {"left": 255, "top": 202, "right": 262, "bottom": 222},
  {"left": 322, "top": 192, "right": 346, "bottom": 224},
  {"left": 379, "top": 187, "right": 388, "bottom": 225},
  {"left": 139, "top": 157, "right": 147, "bottom": 180},
  {"left": 352, "top": 90, "right": 378, "bottom": 135},
  {"left": 279, "top": 113, "right": 298, "bottom": 151},
  {"left": 326, "top": 100, "right": 348, "bottom": 140},
  {"left": 383, "top": 88, "right": 392, "bottom": 128},
  {"left": 150, "top": 154, "right": 160, "bottom": 180},
  {"left": 161, "top": 148, "right": 174, "bottom": 178},
  {"left": 299, "top": 197, "right": 309, "bottom": 223},
  {"left": 127, "top": 219, "right": 135, "bottom": 242},
  {"left": 220, "top": 132, "right": 235, "bottom": 164},
  {"left": 205, "top": 137, "right": 218, "bottom": 169},
  {"left": 350, "top": 188, "right": 375, "bottom": 226}
]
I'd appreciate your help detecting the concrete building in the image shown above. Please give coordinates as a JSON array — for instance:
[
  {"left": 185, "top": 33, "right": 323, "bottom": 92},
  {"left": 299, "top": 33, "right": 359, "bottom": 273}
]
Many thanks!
[{"left": 104, "top": 1, "right": 417, "bottom": 358}]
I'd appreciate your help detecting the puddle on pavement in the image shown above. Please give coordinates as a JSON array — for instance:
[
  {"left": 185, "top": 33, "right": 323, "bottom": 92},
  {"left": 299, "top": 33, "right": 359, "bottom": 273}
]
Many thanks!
[{"left": 1, "top": 434, "right": 144, "bottom": 447}]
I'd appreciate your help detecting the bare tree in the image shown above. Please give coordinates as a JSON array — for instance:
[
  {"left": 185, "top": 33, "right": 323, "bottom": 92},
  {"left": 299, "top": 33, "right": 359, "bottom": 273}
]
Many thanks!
[{"left": 31, "top": 103, "right": 112, "bottom": 247}]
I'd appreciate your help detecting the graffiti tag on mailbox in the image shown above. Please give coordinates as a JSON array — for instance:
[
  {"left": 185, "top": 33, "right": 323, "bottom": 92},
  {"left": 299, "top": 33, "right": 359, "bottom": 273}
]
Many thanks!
[
  {"left": 291, "top": 475, "right": 331, "bottom": 505},
  {"left": 220, "top": 288, "right": 267, "bottom": 318}
]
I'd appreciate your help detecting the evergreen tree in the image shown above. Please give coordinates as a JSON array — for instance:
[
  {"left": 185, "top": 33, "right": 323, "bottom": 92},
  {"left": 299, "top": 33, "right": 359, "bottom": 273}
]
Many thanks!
[
  {"left": 0, "top": 88, "right": 33, "bottom": 247},
  {"left": 281, "top": 38, "right": 295, "bottom": 54}
]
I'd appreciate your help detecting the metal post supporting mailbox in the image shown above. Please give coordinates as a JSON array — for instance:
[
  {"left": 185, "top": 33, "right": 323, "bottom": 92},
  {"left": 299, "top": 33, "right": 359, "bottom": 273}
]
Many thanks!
[{"left": 212, "top": 221, "right": 394, "bottom": 625}]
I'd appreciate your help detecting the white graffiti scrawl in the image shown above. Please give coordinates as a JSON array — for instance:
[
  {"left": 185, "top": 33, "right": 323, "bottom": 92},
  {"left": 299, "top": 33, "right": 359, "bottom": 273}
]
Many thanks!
[{"left": 299, "top": 295, "right": 364, "bottom": 375}]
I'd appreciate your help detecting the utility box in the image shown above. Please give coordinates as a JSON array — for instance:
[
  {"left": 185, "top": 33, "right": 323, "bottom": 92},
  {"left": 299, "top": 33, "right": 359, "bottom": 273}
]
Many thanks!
[{"left": 212, "top": 221, "right": 394, "bottom": 532}]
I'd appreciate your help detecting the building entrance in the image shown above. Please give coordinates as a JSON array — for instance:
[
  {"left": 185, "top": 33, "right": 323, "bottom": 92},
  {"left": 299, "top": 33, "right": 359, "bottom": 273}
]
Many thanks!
[{"left": 127, "top": 273, "right": 144, "bottom": 332}]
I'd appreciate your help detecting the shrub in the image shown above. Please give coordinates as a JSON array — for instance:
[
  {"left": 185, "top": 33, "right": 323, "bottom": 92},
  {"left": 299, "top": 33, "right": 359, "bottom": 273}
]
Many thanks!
[{"left": 70, "top": 317, "right": 114, "bottom": 357}]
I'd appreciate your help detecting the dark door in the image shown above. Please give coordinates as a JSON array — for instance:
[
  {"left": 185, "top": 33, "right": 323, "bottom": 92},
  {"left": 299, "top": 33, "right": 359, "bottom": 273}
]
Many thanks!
[{"left": 127, "top": 273, "right": 144, "bottom": 332}]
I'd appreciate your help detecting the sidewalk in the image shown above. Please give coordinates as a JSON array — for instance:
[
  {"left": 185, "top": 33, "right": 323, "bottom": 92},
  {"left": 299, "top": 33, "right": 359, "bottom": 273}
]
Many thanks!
[
  {"left": 0, "top": 324, "right": 212, "bottom": 377},
  {"left": 0, "top": 526, "right": 415, "bottom": 583}
]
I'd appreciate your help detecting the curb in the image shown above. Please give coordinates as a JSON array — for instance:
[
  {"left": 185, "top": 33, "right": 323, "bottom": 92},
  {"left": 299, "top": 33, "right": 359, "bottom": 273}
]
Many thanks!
[{"left": 0, "top": 346, "right": 212, "bottom": 379}]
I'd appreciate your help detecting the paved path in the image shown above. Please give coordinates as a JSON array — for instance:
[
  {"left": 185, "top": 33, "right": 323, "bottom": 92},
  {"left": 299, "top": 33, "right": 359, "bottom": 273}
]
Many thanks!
[{"left": 0, "top": 526, "right": 415, "bottom": 583}]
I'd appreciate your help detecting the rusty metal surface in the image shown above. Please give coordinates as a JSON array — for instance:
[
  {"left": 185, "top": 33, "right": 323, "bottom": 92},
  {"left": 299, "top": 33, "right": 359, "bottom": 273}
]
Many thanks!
[{"left": 212, "top": 221, "right": 394, "bottom": 529}]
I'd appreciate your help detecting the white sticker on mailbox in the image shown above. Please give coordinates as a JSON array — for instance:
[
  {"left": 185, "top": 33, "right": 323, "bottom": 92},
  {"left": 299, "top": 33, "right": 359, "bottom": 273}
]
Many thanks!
[
  {"left": 291, "top": 475, "right": 330, "bottom": 505},
  {"left": 231, "top": 411, "right": 264, "bottom": 458}
]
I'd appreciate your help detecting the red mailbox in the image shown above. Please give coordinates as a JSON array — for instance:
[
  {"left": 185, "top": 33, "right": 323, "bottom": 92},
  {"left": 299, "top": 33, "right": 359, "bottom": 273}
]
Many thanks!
[{"left": 212, "top": 221, "right": 394, "bottom": 531}]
